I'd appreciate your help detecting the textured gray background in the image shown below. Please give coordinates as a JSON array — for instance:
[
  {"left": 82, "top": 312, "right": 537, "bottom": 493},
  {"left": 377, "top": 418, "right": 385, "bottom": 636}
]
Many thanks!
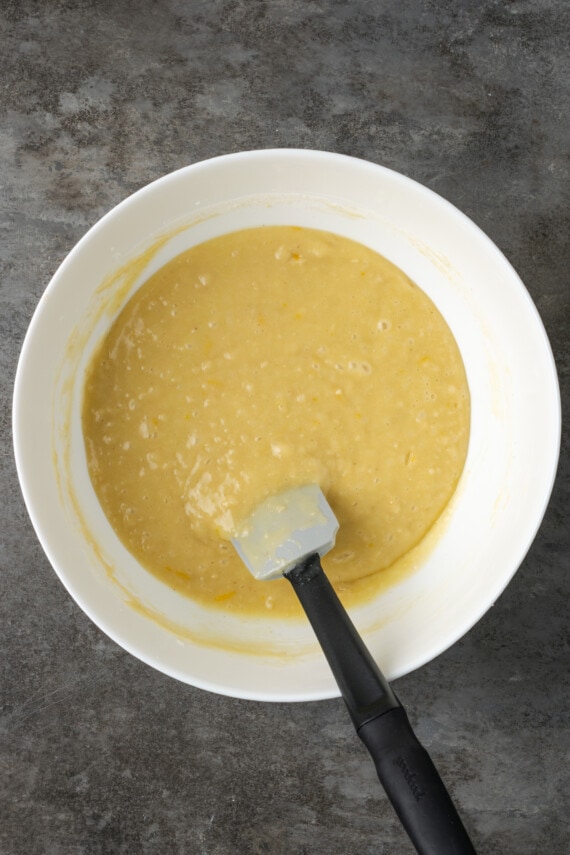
[{"left": 1, "top": 1, "right": 568, "bottom": 853}]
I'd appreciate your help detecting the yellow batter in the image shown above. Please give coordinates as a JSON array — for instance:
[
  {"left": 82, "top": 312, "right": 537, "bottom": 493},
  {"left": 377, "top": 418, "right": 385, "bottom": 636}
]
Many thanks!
[{"left": 82, "top": 226, "right": 470, "bottom": 617}]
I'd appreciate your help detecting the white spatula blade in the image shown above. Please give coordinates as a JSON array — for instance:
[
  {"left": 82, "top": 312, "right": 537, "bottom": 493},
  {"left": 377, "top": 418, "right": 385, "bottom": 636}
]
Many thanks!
[{"left": 231, "top": 484, "right": 339, "bottom": 581}]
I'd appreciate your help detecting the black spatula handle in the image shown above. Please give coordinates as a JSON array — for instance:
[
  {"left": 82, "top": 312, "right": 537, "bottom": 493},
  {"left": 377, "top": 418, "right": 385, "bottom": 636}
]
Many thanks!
[
  {"left": 286, "top": 553, "right": 476, "bottom": 855},
  {"left": 359, "top": 707, "right": 476, "bottom": 854}
]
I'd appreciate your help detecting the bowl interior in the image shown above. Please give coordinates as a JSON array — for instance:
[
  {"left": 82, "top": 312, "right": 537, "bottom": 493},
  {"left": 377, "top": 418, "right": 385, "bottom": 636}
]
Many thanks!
[{"left": 13, "top": 150, "right": 561, "bottom": 701}]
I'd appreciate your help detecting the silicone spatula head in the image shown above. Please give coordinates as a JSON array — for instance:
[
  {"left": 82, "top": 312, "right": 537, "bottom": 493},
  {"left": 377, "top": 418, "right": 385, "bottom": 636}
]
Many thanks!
[{"left": 231, "top": 484, "right": 339, "bottom": 581}]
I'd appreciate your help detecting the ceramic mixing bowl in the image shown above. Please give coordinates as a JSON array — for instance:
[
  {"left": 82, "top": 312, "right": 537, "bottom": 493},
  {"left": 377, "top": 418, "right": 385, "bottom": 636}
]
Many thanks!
[{"left": 13, "top": 149, "right": 560, "bottom": 701}]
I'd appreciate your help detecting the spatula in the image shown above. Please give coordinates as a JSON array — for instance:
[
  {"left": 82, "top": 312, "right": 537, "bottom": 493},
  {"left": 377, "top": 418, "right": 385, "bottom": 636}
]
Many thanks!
[{"left": 232, "top": 484, "right": 477, "bottom": 855}]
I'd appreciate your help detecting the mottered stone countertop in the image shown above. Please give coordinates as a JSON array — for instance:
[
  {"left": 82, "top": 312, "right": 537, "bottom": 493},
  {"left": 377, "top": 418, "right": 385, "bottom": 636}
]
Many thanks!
[{"left": 1, "top": 2, "right": 568, "bottom": 853}]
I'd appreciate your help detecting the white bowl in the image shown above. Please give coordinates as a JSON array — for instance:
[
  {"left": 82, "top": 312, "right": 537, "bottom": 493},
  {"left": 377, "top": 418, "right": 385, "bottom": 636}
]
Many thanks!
[{"left": 13, "top": 150, "right": 560, "bottom": 701}]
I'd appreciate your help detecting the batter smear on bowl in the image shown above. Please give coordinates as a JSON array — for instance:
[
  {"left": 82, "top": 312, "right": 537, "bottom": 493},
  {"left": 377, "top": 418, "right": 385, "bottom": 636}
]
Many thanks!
[{"left": 82, "top": 226, "right": 470, "bottom": 617}]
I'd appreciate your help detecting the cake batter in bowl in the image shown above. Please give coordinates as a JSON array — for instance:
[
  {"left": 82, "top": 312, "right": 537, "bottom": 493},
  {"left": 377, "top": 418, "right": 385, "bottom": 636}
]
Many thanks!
[{"left": 13, "top": 150, "right": 560, "bottom": 701}]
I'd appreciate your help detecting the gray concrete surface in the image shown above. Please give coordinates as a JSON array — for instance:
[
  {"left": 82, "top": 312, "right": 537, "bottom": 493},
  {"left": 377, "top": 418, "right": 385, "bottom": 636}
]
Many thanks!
[{"left": 1, "top": 1, "right": 568, "bottom": 853}]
